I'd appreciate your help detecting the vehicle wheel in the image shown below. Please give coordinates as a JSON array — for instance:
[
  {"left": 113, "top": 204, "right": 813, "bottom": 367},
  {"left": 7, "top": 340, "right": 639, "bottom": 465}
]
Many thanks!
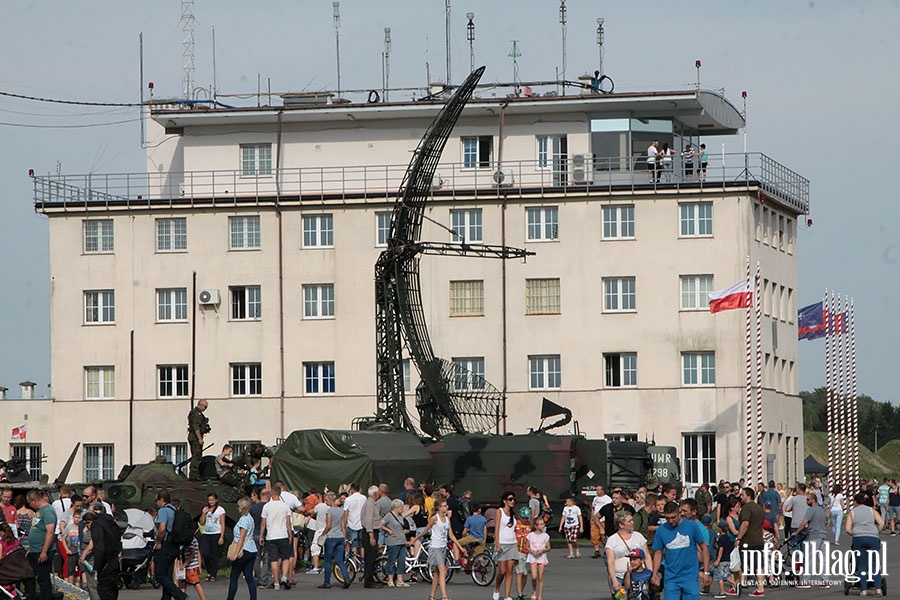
[
  {"left": 333, "top": 559, "right": 357, "bottom": 585},
  {"left": 882, "top": 577, "right": 887, "bottom": 595},
  {"left": 117, "top": 578, "right": 124, "bottom": 590},
  {"left": 843, "top": 580, "right": 850, "bottom": 595},
  {"left": 374, "top": 556, "right": 389, "bottom": 584},
  {"left": 150, "top": 577, "right": 160, "bottom": 589},
  {"left": 470, "top": 553, "right": 497, "bottom": 587},
  {"left": 418, "top": 548, "right": 433, "bottom": 583},
  {"left": 443, "top": 548, "right": 454, "bottom": 583}
]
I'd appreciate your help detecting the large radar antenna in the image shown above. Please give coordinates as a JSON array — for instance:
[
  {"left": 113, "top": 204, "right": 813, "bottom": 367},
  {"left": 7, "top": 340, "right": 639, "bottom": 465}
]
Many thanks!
[{"left": 368, "top": 66, "right": 533, "bottom": 439}]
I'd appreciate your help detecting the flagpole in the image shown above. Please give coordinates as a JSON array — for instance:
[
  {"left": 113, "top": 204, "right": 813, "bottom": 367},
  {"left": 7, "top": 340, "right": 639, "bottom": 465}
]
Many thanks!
[
  {"left": 755, "top": 262, "right": 763, "bottom": 487},
  {"left": 837, "top": 294, "right": 848, "bottom": 495},
  {"left": 825, "top": 289, "right": 834, "bottom": 486},
  {"left": 850, "top": 298, "right": 859, "bottom": 498},
  {"left": 745, "top": 258, "right": 755, "bottom": 484}
]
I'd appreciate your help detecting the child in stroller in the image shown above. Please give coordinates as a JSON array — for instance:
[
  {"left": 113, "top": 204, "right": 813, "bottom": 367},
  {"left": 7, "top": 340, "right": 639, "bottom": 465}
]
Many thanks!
[{"left": 0, "top": 523, "right": 33, "bottom": 599}]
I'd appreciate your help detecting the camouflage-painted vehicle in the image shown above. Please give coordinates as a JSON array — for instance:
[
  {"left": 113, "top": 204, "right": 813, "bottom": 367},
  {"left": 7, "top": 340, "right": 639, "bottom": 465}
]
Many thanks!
[
  {"left": 79, "top": 456, "right": 243, "bottom": 523},
  {"left": 427, "top": 434, "right": 679, "bottom": 510}
]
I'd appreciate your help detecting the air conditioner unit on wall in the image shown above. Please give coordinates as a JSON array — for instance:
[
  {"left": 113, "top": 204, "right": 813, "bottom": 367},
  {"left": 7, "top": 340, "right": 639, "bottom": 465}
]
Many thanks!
[
  {"left": 571, "top": 154, "right": 594, "bottom": 184},
  {"left": 493, "top": 169, "right": 514, "bottom": 187},
  {"left": 198, "top": 289, "right": 220, "bottom": 306}
]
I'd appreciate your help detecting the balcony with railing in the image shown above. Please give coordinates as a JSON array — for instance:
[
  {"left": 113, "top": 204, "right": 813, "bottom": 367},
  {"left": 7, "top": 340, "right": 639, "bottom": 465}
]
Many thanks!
[{"left": 32, "top": 152, "right": 809, "bottom": 215}]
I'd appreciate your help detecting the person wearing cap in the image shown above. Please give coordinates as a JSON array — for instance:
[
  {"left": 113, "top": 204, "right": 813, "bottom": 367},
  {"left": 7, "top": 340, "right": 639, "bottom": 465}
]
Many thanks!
[
  {"left": 605, "top": 510, "right": 652, "bottom": 597},
  {"left": 621, "top": 548, "right": 652, "bottom": 599}
]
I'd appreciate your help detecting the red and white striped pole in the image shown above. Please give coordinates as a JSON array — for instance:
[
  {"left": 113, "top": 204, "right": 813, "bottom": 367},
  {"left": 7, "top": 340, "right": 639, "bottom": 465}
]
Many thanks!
[
  {"left": 745, "top": 258, "right": 755, "bottom": 484},
  {"left": 755, "top": 262, "right": 763, "bottom": 487},
  {"left": 825, "top": 290, "right": 834, "bottom": 485},
  {"left": 850, "top": 298, "right": 859, "bottom": 498},
  {"left": 837, "top": 294, "right": 848, "bottom": 494}
]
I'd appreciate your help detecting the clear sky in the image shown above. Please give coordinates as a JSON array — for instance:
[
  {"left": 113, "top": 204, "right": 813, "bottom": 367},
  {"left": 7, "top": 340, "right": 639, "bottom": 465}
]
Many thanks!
[{"left": 1, "top": 1, "right": 898, "bottom": 402}]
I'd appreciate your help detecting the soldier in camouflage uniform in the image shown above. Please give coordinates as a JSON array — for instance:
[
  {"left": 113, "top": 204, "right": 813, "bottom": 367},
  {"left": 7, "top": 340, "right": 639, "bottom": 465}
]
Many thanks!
[
  {"left": 187, "top": 399, "right": 210, "bottom": 480},
  {"left": 220, "top": 443, "right": 275, "bottom": 491}
]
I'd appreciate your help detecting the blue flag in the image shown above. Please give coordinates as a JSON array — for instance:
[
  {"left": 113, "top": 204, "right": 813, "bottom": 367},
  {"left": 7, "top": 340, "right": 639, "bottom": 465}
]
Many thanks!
[{"left": 798, "top": 302, "right": 826, "bottom": 340}]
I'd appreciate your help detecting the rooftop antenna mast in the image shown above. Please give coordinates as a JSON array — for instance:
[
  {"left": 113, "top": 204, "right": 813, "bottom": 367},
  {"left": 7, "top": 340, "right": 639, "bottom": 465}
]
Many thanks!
[
  {"left": 559, "top": 0, "right": 567, "bottom": 95},
  {"left": 383, "top": 27, "right": 391, "bottom": 102},
  {"left": 445, "top": 0, "right": 452, "bottom": 84},
  {"left": 333, "top": 2, "right": 342, "bottom": 98},
  {"left": 466, "top": 12, "right": 475, "bottom": 74},
  {"left": 509, "top": 40, "right": 522, "bottom": 96},
  {"left": 596, "top": 18, "right": 605, "bottom": 78},
  {"left": 181, "top": 0, "right": 196, "bottom": 100}
]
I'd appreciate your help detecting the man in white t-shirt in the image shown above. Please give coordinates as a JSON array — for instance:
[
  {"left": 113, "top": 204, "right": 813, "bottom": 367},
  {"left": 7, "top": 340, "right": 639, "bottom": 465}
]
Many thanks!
[
  {"left": 343, "top": 483, "right": 367, "bottom": 556},
  {"left": 260, "top": 483, "right": 294, "bottom": 590},
  {"left": 271, "top": 481, "right": 305, "bottom": 584},
  {"left": 590, "top": 485, "right": 612, "bottom": 558},
  {"left": 308, "top": 497, "right": 329, "bottom": 575}
]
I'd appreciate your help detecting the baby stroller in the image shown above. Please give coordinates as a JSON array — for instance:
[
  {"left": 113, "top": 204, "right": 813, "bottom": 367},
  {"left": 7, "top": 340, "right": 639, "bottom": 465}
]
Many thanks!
[
  {"left": 0, "top": 543, "right": 33, "bottom": 599},
  {"left": 119, "top": 508, "right": 156, "bottom": 590},
  {"left": 780, "top": 528, "right": 808, "bottom": 587}
]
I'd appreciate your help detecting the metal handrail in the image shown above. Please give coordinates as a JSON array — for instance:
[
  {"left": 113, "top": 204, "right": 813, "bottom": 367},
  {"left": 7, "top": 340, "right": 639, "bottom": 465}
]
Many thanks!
[{"left": 32, "top": 152, "right": 809, "bottom": 214}]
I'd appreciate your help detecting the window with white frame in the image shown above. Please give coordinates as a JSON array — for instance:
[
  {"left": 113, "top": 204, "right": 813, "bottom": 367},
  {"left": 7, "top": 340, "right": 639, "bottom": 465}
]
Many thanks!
[
  {"left": 231, "top": 363, "right": 262, "bottom": 396},
  {"left": 84, "top": 444, "right": 115, "bottom": 481},
  {"left": 10, "top": 444, "right": 41, "bottom": 481},
  {"left": 450, "top": 280, "right": 484, "bottom": 317},
  {"left": 602, "top": 277, "right": 636, "bottom": 312},
  {"left": 403, "top": 359, "right": 411, "bottom": 393},
  {"left": 85, "top": 366, "right": 115, "bottom": 400},
  {"left": 158, "top": 365, "right": 189, "bottom": 398},
  {"left": 683, "top": 433, "right": 716, "bottom": 485},
  {"left": 526, "top": 278, "right": 561, "bottom": 315},
  {"left": 84, "top": 290, "right": 115, "bottom": 324},
  {"left": 529, "top": 355, "right": 561, "bottom": 390},
  {"left": 303, "top": 284, "right": 335, "bottom": 319},
  {"left": 602, "top": 205, "right": 635, "bottom": 239},
  {"left": 605, "top": 433, "right": 639, "bottom": 442},
  {"left": 526, "top": 207, "right": 559, "bottom": 241},
  {"left": 680, "top": 275, "right": 714, "bottom": 310},
  {"left": 156, "top": 443, "right": 187, "bottom": 474},
  {"left": 376, "top": 212, "right": 392, "bottom": 247},
  {"left": 229, "top": 216, "right": 261, "bottom": 250},
  {"left": 240, "top": 143, "right": 272, "bottom": 176},
  {"left": 451, "top": 357, "right": 485, "bottom": 391},
  {"left": 450, "top": 209, "right": 483, "bottom": 243},
  {"left": 680, "top": 202, "right": 713, "bottom": 237},
  {"left": 536, "top": 135, "right": 567, "bottom": 170},
  {"left": 304, "top": 362, "right": 335, "bottom": 395},
  {"left": 604, "top": 353, "right": 637, "bottom": 388},
  {"left": 157, "top": 288, "right": 188, "bottom": 322},
  {"left": 230, "top": 286, "right": 261, "bottom": 320},
  {"left": 462, "top": 136, "right": 492, "bottom": 169},
  {"left": 84, "top": 219, "right": 114, "bottom": 253},
  {"left": 156, "top": 218, "right": 187, "bottom": 252},
  {"left": 682, "top": 352, "right": 716, "bottom": 386},
  {"left": 303, "top": 214, "right": 334, "bottom": 247}
]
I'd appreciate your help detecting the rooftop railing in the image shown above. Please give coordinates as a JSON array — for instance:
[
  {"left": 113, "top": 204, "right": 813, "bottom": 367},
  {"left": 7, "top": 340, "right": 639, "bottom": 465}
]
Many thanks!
[{"left": 33, "top": 152, "right": 809, "bottom": 214}]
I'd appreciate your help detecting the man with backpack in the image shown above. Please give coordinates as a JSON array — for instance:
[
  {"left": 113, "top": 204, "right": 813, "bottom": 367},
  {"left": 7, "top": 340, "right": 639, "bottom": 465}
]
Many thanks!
[
  {"left": 154, "top": 491, "right": 189, "bottom": 600},
  {"left": 83, "top": 508, "right": 122, "bottom": 600}
]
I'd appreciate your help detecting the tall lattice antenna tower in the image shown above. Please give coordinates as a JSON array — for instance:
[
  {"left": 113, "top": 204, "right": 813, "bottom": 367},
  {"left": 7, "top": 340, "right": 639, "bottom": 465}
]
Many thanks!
[
  {"left": 181, "top": 0, "right": 196, "bottom": 100},
  {"left": 333, "top": 2, "right": 342, "bottom": 97},
  {"left": 508, "top": 40, "right": 522, "bottom": 95},
  {"left": 559, "top": 0, "right": 567, "bottom": 91}
]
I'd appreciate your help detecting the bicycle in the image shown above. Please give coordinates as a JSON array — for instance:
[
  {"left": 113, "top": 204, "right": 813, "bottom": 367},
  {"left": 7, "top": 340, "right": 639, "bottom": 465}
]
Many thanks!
[
  {"left": 331, "top": 544, "right": 364, "bottom": 585},
  {"left": 376, "top": 540, "right": 496, "bottom": 587}
]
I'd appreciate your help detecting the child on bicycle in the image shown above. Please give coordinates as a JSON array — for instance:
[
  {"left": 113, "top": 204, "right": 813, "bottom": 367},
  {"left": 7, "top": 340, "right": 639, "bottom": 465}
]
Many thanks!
[{"left": 526, "top": 517, "right": 550, "bottom": 600}]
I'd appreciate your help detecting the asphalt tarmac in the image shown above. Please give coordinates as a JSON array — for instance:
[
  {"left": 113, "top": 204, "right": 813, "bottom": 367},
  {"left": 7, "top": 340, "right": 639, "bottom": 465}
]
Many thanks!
[{"left": 98, "top": 532, "right": 900, "bottom": 599}]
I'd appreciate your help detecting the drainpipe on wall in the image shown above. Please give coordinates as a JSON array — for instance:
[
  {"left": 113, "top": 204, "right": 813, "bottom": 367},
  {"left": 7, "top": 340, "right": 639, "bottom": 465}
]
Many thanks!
[
  {"left": 498, "top": 100, "right": 509, "bottom": 434},
  {"left": 275, "top": 110, "right": 286, "bottom": 439}
]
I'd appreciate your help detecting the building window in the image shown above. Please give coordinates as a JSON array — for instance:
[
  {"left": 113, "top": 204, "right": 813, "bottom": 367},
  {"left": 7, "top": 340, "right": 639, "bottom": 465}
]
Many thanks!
[
  {"left": 84, "top": 219, "right": 114, "bottom": 253},
  {"left": 603, "top": 277, "right": 636, "bottom": 312},
  {"left": 605, "top": 434, "right": 639, "bottom": 442},
  {"left": 230, "top": 286, "right": 261, "bottom": 320},
  {"left": 240, "top": 143, "right": 272, "bottom": 176},
  {"left": 403, "top": 359, "right": 412, "bottom": 393},
  {"left": 303, "top": 284, "right": 335, "bottom": 319},
  {"left": 450, "top": 209, "right": 483, "bottom": 243},
  {"left": 84, "top": 290, "right": 115, "bottom": 324},
  {"left": 462, "top": 136, "right": 492, "bottom": 169},
  {"left": 376, "top": 212, "right": 392, "bottom": 247},
  {"left": 157, "top": 288, "right": 188, "bottom": 322},
  {"left": 156, "top": 218, "right": 187, "bottom": 252},
  {"left": 602, "top": 205, "right": 635, "bottom": 239},
  {"left": 529, "top": 355, "right": 561, "bottom": 390},
  {"left": 526, "top": 207, "right": 559, "bottom": 241},
  {"left": 158, "top": 365, "right": 189, "bottom": 398},
  {"left": 604, "top": 353, "right": 637, "bottom": 388},
  {"left": 680, "top": 275, "right": 714, "bottom": 310},
  {"left": 231, "top": 363, "right": 262, "bottom": 396},
  {"left": 85, "top": 366, "right": 115, "bottom": 400},
  {"left": 156, "top": 443, "right": 187, "bottom": 474},
  {"left": 683, "top": 433, "right": 716, "bottom": 485},
  {"left": 229, "top": 216, "right": 261, "bottom": 250},
  {"left": 304, "top": 362, "right": 335, "bottom": 395},
  {"left": 84, "top": 444, "right": 115, "bottom": 481},
  {"left": 303, "top": 214, "right": 334, "bottom": 247},
  {"left": 526, "top": 278, "right": 561, "bottom": 315},
  {"left": 451, "top": 357, "right": 485, "bottom": 391},
  {"left": 11, "top": 444, "right": 42, "bottom": 481},
  {"left": 679, "top": 202, "right": 713, "bottom": 237},
  {"left": 228, "top": 441, "right": 261, "bottom": 459},
  {"left": 682, "top": 352, "right": 716, "bottom": 386},
  {"left": 450, "top": 280, "right": 484, "bottom": 317}
]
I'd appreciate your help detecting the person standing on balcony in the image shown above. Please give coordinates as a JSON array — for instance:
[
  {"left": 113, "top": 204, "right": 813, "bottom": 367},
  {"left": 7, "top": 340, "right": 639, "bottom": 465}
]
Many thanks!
[
  {"left": 683, "top": 144, "right": 695, "bottom": 180},
  {"left": 699, "top": 144, "right": 709, "bottom": 182},
  {"left": 646, "top": 141, "right": 659, "bottom": 182}
]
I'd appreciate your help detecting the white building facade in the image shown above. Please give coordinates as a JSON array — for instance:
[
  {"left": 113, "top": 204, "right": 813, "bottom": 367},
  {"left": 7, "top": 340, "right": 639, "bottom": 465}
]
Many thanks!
[{"left": 12, "top": 88, "right": 808, "bottom": 486}]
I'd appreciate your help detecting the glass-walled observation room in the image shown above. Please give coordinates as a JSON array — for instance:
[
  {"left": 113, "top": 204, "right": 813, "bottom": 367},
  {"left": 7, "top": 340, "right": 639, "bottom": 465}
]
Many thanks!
[{"left": 590, "top": 116, "right": 700, "bottom": 172}]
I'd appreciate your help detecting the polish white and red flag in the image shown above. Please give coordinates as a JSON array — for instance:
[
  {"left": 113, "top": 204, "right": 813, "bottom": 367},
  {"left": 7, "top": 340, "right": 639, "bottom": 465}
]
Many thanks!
[
  {"left": 10, "top": 424, "right": 26, "bottom": 441},
  {"left": 708, "top": 278, "right": 753, "bottom": 313}
]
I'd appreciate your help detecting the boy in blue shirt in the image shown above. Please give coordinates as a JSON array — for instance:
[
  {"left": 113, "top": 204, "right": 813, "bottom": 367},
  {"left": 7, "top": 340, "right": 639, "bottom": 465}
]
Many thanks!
[
  {"left": 651, "top": 501, "right": 711, "bottom": 600},
  {"left": 458, "top": 504, "right": 487, "bottom": 557},
  {"left": 622, "top": 548, "right": 652, "bottom": 599}
]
